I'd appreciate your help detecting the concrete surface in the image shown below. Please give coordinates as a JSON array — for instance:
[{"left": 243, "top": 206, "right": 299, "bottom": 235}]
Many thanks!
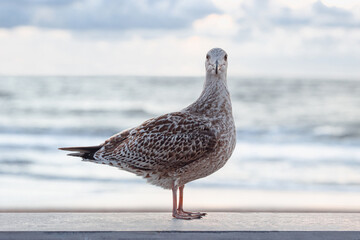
[
  {"left": 1, "top": 212, "right": 360, "bottom": 239},
  {"left": 1, "top": 231, "right": 360, "bottom": 240}
]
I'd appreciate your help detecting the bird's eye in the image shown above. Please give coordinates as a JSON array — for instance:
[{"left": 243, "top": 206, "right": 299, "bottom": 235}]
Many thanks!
[
  {"left": 224, "top": 54, "right": 228, "bottom": 61},
  {"left": 206, "top": 55, "right": 210, "bottom": 60}
]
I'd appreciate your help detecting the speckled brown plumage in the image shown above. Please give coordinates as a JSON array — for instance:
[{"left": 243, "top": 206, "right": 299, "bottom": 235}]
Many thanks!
[{"left": 59, "top": 48, "right": 236, "bottom": 219}]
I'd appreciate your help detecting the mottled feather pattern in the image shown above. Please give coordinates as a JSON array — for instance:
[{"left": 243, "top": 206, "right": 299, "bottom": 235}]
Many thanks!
[
  {"left": 92, "top": 112, "right": 218, "bottom": 187},
  {"left": 62, "top": 48, "right": 236, "bottom": 190},
  {"left": 87, "top": 75, "right": 236, "bottom": 189}
]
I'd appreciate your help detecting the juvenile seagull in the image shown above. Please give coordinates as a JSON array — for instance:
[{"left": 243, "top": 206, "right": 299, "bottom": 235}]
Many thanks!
[{"left": 59, "top": 48, "right": 236, "bottom": 219}]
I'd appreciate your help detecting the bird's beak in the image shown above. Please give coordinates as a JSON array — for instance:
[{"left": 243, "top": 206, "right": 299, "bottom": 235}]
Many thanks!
[{"left": 215, "top": 60, "right": 218, "bottom": 74}]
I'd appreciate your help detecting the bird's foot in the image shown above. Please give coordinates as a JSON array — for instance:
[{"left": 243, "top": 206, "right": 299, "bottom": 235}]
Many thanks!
[
  {"left": 173, "top": 210, "right": 206, "bottom": 220},
  {"left": 179, "top": 209, "right": 207, "bottom": 217}
]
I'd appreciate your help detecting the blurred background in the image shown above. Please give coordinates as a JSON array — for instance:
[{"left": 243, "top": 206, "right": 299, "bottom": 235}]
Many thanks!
[{"left": 0, "top": 0, "right": 359, "bottom": 212}]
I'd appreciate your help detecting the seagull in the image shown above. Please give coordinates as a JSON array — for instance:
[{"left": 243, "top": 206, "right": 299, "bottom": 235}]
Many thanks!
[{"left": 59, "top": 48, "right": 236, "bottom": 219}]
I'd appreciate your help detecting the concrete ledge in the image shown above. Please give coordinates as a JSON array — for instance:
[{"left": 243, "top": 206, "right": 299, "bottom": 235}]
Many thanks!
[
  {"left": 1, "top": 212, "right": 360, "bottom": 231},
  {"left": 1, "top": 212, "right": 360, "bottom": 239},
  {"left": 1, "top": 231, "right": 360, "bottom": 240}
]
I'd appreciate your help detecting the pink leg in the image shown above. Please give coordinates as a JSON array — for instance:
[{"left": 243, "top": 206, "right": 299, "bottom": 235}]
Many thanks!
[
  {"left": 172, "top": 184, "right": 203, "bottom": 220},
  {"left": 177, "top": 185, "right": 206, "bottom": 217}
]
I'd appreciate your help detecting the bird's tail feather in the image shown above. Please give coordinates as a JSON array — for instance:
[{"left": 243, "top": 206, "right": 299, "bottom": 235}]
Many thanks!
[{"left": 58, "top": 145, "right": 103, "bottom": 160}]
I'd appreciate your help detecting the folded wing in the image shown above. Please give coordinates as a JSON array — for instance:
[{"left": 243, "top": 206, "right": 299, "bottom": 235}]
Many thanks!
[{"left": 94, "top": 112, "right": 217, "bottom": 172}]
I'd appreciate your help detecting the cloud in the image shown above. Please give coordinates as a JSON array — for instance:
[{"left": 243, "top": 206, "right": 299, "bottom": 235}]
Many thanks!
[
  {"left": 236, "top": 0, "right": 360, "bottom": 31},
  {"left": 312, "top": 1, "right": 360, "bottom": 28},
  {"left": 1, "top": 24, "right": 359, "bottom": 79},
  {"left": 0, "top": 0, "right": 359, "bottom": 78},
  {"left": 0, "top": 0, "right": 220, "bottom": 30},
  {"left": 193, "top": 14, "right": 238, "bottom": 37}
]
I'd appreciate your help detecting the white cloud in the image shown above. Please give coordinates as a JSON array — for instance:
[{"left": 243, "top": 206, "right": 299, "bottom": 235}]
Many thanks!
[
  {"left": 211, "top": 0, "right": 245, "bottom": 16},
  {"left": 321, "top": 0, "right": 360, "bottom": 11},
  {"left": 0, "top": 27, "right": 212, "bottom": 76},
  {"left": 193, "top": 14, "right": 238, "bottom": 37},
  {"left": 0, "top": 0, "right": 359, "bottom": 78}
]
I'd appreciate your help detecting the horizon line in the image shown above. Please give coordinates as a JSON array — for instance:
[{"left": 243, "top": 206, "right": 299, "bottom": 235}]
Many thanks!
[{"left": 0, "top": 74, "right": 359, "bottom": 81}]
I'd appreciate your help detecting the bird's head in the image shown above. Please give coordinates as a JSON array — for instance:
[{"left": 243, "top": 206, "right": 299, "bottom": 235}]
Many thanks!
[{"left": 205, "top": 48, "right": 228, "bottom": 76}]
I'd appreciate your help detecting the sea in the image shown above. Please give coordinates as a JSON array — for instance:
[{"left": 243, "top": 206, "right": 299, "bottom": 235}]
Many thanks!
[{"left": 1, "top": 76, "right": 360, "bottom": 210}]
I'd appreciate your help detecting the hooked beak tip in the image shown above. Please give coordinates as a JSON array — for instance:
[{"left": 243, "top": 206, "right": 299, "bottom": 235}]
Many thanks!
[{"left": 215, "top": 60, "right": 218, "bottom": 74}]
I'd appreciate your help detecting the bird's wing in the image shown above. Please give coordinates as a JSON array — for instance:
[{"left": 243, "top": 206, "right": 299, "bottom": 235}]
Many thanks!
[{"left": 94, "top": 112, "right": 217, "bottom": 172}]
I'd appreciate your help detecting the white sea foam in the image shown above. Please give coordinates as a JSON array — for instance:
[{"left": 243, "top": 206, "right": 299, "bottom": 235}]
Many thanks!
[{"left": 234, "top": 142, "right": 360, "bottom": 162}]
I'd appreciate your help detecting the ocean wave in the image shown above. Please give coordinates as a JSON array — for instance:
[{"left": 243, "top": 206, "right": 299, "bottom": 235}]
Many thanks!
[
  {"left": 0, "top": 159, "right": 32, "bottom": 166},
  {"left": 0, "top": 170, "right": 143, "bottom": 183},
  {"left": 233, "top": 142, "right": 360, "bottom": 162}
]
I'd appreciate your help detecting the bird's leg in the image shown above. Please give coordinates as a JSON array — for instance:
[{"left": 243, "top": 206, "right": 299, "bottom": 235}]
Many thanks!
[
  {"left": 177, "top": 185, "right": 206, "bottom": 217},
  {"left": 172, "top": 184, "right": 202, "bottom": 220}
]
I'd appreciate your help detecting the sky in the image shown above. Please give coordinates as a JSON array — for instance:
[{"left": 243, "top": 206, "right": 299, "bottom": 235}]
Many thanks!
[{"left": 0, "top": 0, "right": 359, "bottom": 78}]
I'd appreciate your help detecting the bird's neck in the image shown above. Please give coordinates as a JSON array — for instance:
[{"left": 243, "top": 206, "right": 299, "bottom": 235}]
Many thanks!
[
  {"left": 203, "top": 72, "right": 227, "bottom": 90},
  {"left": 185, "top": 72, "right": 232, "bottom": 117}
]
